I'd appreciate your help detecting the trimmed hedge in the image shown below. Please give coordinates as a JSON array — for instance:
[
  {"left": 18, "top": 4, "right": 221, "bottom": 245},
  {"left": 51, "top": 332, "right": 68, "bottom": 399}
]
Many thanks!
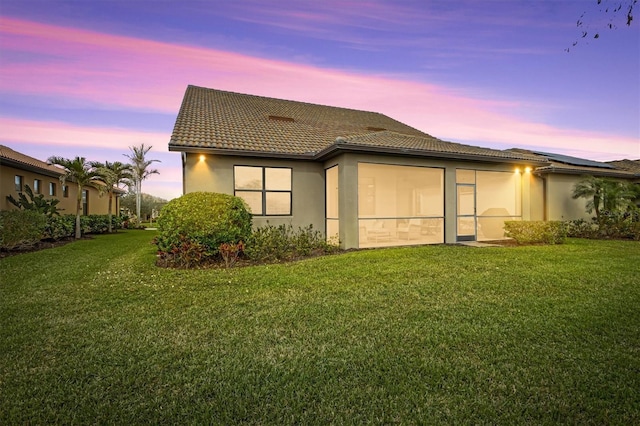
[
  {"left": 1, "top": 212, "right": 125, "bottom": 251},
  {"left": 504, "top": 221, "right": 567, "bottom": 245},
  {"left": 44, "top": 215, "right": 124, "bottom": 240},
  {"left": 45, "top": 215, "right": 76, "bottom": 240},
  {"left": 0, "top": 210, "right": 47, "bottom": 250}
]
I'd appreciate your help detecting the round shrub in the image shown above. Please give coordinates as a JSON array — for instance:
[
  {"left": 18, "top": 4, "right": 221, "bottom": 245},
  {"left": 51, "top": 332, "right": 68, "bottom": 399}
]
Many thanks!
[{"left": 155, "top": 192, "right": 252, "bottom": 264}]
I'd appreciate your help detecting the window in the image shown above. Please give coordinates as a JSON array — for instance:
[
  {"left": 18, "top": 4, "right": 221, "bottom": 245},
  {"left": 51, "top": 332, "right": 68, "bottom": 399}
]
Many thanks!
[
  {"left": 14, "top": 175, "right": 23, "bottom": 192},
  {"left": 234, "top": 166, "right": 292, "bottom": 215},
  {"left": 34, "top": 179, "right": 42, "bottom": 194},
  {"left": 49, "top": 182, "right": 56, "bottom": 196},
  {"left": 62, "top": 185, "right": 69, "bottom": 198}
]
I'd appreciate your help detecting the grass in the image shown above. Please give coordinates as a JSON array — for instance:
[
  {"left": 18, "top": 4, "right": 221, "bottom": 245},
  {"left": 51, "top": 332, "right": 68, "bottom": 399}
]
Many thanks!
[{"left": 1, "top": 231, "right": 639, "bottom": 424}]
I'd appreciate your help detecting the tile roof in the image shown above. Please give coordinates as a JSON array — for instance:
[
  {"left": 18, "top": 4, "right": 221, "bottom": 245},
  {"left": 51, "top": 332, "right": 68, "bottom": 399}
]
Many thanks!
[
  {"left": 170, "top": 85, "right": 545, "bottom": 163},
  {"left": 334, "top": 131, "right": 544, "bottom": 162},
  {"left": 168, "top": 85, "right": 636, "bottom": 170},
  {"left": 0, "top": 145, "right": 127, "bottom": 193},
  {"left": 607, "top": 159, "right": 640, "bottom": 174},
  {"left": 0, "top": 144, "right": 63, "bottom": 176},
  {"left": 532, "top": 161, "right": 637, "bottom": 177},
  {"left": 170, "top": 85, "right": 430, "bottom": 156},
  {"left": 535, "top": 162, "right": 634, "bottom": 178}
]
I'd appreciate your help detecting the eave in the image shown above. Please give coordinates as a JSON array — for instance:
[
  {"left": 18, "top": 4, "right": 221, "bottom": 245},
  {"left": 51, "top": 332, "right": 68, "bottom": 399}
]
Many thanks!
[
  {"left": 0, "top": 158, "right": 64, "bottom": 179},
  {"left": 533, "top": 165, "right": 636, "bottom": 178},
  {"left": 170, "top": 142, "right": 549, "bottom": 166}
]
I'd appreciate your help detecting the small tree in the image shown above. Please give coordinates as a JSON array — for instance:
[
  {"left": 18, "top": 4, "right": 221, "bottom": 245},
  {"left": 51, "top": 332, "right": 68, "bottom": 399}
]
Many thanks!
[
  {"left": 125, "top": 144, "right": 160, "bottom": 225},
  {"left": 91, "top": 161, "right": 133, "bottom": 233},
  {"left": 47, "top": 156, "right": 100, "bottom": 239},
  {"left": 6, "top": 184, "right": 61, "bottom": 216},
  {"left": 119, "top": 192, "right": 167, "bottom": 222}
]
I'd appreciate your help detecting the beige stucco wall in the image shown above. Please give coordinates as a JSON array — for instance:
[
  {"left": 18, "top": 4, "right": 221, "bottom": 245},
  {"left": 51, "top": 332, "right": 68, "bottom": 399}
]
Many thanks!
[
  {"left": 527, "top": 173, "right": 546, "bottom": 221},
  {"left": 545, "top": 174, "right": 590, "bottom": 221},
  {"left": 181, "top": 151, "right": 580, "bottom": 249},
  {"left": 1, "top": 164, "right": 114, "bottom": 215},
  {"left": 183, "top": 153, "right": 326, "bottom": 232}
]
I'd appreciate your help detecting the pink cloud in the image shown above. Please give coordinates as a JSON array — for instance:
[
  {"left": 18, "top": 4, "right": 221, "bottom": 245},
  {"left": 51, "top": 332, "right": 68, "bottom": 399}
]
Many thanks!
[
  {"left": 1, "top": 16, "right": 638, "bottom": 162},
  {"left": 0, "top": 117, "right": 169, "bottom": 151}
]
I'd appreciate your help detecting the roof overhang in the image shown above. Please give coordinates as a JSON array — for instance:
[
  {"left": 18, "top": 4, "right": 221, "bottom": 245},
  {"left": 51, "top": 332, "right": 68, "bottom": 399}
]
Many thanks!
[
  {"left": 313, "top": 143, "right": 548, "bottom": 165},
  {"left": 169, "top": 144, "right": 317, "bottom": 160},
  {"left": 0, "top": 158, "right": 64, "bottom": 178},
  {"left": 170, "top": 143, "right": 548, "bottom": 166},
  {"left": 533, "top": 165, "right": 636, "bottom": 179}
]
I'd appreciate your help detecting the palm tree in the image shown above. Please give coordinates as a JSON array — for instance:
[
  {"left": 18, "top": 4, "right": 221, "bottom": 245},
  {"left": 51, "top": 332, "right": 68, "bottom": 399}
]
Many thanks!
[
  {"left": 602, "top": 179, "right": 636, "bottom": 213},
  {"left": 124, "top": 144, "right": 160, "bottom": 224},
  {"left": 572, "top": 175, "right": 637, "bottom": 223},
  {"left": 91, "top": 161, "right": 133, "bottom": 233},
  {"left": 47, "top": 156, "right": 100, "bottom": 239},
  {"left": 572, "top": 176, "right": 606, "bottom": 220}
]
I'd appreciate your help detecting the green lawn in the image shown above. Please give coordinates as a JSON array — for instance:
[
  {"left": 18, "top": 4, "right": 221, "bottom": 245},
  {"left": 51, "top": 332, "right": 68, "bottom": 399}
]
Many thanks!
[{"left": 1, "top": 231, "right": 639, "bottom": 424}]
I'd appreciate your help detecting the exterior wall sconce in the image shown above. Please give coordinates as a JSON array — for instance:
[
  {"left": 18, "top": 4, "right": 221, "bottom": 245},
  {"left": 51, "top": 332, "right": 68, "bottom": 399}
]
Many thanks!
[
  {"left": 199, "top": 154, "right": 205, "bottom": 162},
  {"left": 525, "top": 167, "right": 532, "bottom": 173}
]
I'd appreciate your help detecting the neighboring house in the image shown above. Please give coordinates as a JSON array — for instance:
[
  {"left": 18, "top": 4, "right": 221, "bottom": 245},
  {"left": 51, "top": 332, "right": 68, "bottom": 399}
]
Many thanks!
[
  {"left": 509, "top": 149, "right": 639, "bottom": 222},
  {"left": 607, "top": 159, "right": 640, "bottom": 180},
  {"left": 0, "top": 145, "right": 121, "bottom": 216},
  {"left": 169, "top": 85, "right": 639, "bottom": 249}
]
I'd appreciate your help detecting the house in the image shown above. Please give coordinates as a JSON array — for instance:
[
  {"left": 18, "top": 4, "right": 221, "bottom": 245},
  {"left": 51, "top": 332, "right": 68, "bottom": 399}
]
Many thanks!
[
  {"left": 169, "top": 85, "right": 639, "bottom": 249},
  {"left": 607, "top": 159, "right": 640, "bottom": 179},
  {"left": 0, "top": 145, "right": 120, "bottom": 216}
]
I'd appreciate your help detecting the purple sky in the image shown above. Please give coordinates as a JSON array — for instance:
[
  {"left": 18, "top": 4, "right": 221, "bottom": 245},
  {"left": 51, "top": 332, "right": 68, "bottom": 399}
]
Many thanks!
[{"left": 1, "top": 0, "right": 638, "bottom": 200}]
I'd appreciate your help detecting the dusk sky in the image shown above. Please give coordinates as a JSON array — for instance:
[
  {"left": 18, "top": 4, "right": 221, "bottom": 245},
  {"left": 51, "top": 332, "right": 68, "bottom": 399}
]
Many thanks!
[{"left": 1, "top": 0, "right": 638, "bottom": 200}]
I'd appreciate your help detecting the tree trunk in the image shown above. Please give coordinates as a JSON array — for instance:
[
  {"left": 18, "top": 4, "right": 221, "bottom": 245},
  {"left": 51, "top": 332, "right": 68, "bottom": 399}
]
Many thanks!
[
  {"left": 136, "top": 180, "right": 142, "bottom": 225},
  {"left": 108, "top": 191, "right": 113, "bottom": 233},
  {"left": 76, "top": 183, "right": 82, "bottom": 239}
]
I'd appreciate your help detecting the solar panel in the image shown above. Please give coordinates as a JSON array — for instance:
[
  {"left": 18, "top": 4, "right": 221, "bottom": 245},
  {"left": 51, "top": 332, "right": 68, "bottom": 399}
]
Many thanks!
[{"left": 532, "top": 150, "right": 614, "bottom": 169}]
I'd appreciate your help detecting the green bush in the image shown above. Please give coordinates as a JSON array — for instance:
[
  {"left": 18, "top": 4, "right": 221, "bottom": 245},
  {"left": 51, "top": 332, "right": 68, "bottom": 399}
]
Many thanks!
[
  {"left": 43, "top": 215, "right": 124, "bottom": 240},
  {"left": 155, "top": 192, "right": 252, "bottom": 267},
  {"left": 0, "top": 211, "right": 126, "bottom": 251},
  {"left": 244, "top": 223, "right": 339, "bottom": 263},
  {"left": 0, "top": 210, "right": 47, "bottom": 250},
  {"left": 80, "top": 215, "right": 122, "bottom": 234},
  {"left": 597, "top": 210, "right": 640, "bottom": 240},
  {"left": 504, "top": 221, "right": 567, "bottom": 245},
  {"left": 566, "top": 211, "right": 640, "bottom": 240},
  {"left": 44, "top": 215, "right": 75, "bottom": 240}
]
